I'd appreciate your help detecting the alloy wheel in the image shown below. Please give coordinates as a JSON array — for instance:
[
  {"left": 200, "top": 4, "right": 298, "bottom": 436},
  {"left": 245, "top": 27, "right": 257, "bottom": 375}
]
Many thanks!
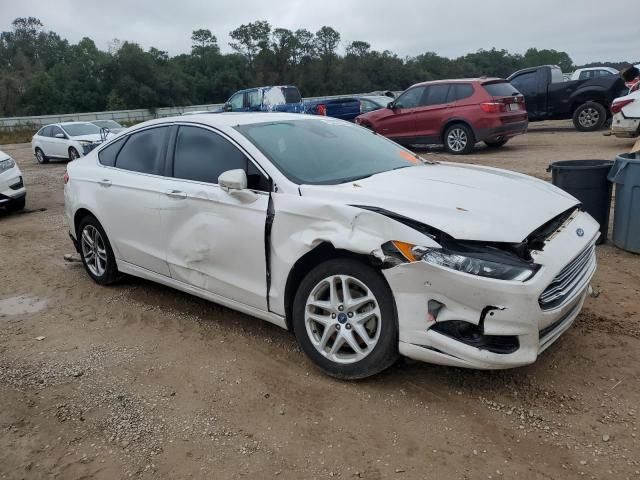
[
  {"left": 447, "top": 128, "right": 468, "bottom": 152},
  {"left": 304, "top": 274, "right": 382, "bottom": 364},
  {"left": 36, "top": 150, "right": 44, "bottom": 164},
  {"left": 578, "top": 108, "right": 599, "bottom": 129},
  {"left": 81, "top": 225, "right": 108, "bottom": 277}
]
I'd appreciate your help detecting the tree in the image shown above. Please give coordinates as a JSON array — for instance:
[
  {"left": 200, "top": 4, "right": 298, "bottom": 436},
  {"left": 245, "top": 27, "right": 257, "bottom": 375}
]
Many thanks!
[
  {"left": 346, "top": 40, "right": 370, "bottom": 57},
  {"left": 229, "top": 20, "right": 271, "bottom": 72},
  {"left": 191, "top": 29, "right": 218, "bottom": 56},
  {"left": 523, "top": 48, "right": 573, "bottom": 72}
]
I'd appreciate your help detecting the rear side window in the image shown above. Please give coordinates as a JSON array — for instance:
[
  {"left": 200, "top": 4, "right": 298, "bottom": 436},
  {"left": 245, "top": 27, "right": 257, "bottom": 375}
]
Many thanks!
[
  {"left": 98, "top": 136, "right": 127, "bottom": 167},
  {"left": 247, "top": 90, "right": 262, "bottom": 108},
  {"left": 447, "top": 84, "right": 474, "bottom": 102},
  {"left": 421, "top": 84, "right": 450, "bottom": 106},
  {"left": 172, "top": 126, "right": 269, "bottom": 191},
  {"left": 115, "top": 127, "right": 168, "bottom": 175},
  {"left": 483, "top": 82, "right": 521, "bottom": 97},
  {"left": 282, "top": 87, "right": 302, "bottom": 104}
]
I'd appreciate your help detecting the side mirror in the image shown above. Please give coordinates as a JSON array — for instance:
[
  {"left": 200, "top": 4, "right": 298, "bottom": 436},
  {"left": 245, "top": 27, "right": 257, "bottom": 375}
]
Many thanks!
[
  {"left": 218, "top": 169, "right": 247, "bottom": 192},
  {"left": 223, "top": 103, "right": 232, "bottom": 112},
  {"left": 55, "top": 133, "right": 65, "bottom": 139}
]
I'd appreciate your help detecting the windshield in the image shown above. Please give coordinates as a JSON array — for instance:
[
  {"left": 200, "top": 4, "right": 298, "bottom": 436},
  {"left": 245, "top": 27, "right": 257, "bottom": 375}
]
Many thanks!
[
  {"left": 364, "top": 96, "right": 394, "bottom": 107},
  {"left": 93, "top": 120, "right": 122, "bottom": 129},
  {"left": 236, "top": 119, "right": 418, "bottom": 185},
  {"left": 62, "top": 123, "right": 101, "bottom": 136}
]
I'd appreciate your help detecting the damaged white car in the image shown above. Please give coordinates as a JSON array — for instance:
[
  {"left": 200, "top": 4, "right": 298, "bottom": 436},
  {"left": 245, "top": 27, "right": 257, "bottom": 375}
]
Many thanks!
[{"left": 64, "top": 113, "right": 599, "bottom": 378}]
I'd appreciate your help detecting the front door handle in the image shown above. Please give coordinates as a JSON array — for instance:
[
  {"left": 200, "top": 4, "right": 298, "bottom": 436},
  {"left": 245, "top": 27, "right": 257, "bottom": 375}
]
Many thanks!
[
  {"left": 166, "top": 190, "right": 187, "bottom": 199},
  {"left": 98, "top": 179, "right": 112, "bottom": 187}
]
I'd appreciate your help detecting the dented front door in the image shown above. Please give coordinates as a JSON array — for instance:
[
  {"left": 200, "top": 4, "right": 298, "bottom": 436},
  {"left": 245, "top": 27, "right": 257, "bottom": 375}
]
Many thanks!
[{"left": 161, "top": 179, "right": 270, "bottom": 311}]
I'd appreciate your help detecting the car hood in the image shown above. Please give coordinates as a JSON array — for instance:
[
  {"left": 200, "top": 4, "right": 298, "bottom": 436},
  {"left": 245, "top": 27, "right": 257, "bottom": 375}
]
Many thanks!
[{"left": 299, "top": 163, "right": 579, "bottom": 243}]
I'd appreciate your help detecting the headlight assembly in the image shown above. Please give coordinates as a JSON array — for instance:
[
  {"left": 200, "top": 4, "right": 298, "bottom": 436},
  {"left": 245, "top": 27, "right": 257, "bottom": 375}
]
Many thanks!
[
  {"left": 0, "top": 157, "right": 16, "bottom": 173},
  {"left": 388, "top": 241, "right": 539, "bottom": 282}
]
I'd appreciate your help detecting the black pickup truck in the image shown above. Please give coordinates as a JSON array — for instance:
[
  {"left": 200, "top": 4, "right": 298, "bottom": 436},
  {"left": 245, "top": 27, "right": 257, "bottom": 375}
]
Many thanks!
[{"left": 507, "top": 65, "right": 626, "bottom": 131}]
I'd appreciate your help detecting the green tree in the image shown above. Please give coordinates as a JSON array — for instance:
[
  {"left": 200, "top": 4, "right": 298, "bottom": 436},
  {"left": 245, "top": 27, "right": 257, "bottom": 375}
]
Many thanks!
[{"left": 229, "top": 20, "right": 271, "bottom": 72}]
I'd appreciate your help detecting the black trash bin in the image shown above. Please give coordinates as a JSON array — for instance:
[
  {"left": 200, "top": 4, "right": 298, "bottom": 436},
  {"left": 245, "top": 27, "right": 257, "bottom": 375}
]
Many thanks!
[{"left": 547, "top": 160, "right": 614, "bottom": 244}]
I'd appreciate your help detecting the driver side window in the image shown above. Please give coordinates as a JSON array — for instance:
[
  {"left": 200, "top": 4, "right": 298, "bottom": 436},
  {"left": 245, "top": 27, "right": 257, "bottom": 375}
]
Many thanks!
[
  {"left": 228, "top": 93, "right": 244, "bottom": 111},
  {"left": 395, "top": 86, "right": 427, "bottom": 109}
]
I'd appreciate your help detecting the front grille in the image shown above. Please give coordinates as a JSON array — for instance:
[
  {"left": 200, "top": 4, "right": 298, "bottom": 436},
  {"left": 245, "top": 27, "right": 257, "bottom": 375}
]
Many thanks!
[{"left": 539, "top": 243, "right": 596, "bottom": 311}]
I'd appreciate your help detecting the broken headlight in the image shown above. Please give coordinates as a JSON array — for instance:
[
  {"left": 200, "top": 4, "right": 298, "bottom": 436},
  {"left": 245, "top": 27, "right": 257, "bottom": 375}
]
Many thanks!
[{"left": 388, "top": 241, "right": 539, "bottom": 282}]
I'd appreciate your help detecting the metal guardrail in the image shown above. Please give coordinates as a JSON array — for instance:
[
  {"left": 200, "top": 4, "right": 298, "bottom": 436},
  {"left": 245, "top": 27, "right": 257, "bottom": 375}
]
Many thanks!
[{"left": 0, "top": 92, "right": 402, "bottom": 131}]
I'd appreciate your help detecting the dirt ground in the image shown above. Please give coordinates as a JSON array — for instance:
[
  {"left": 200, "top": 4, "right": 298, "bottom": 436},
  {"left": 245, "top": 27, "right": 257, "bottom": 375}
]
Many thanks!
[{"left": 1, "top": 121, "right": 639, "bottom": 480}]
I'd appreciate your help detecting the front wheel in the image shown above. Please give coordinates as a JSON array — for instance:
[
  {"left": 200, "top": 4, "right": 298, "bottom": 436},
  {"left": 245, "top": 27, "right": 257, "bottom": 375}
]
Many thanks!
[
  {"left": 573, "top": 102, "right": 607, "bottom": 132},
  {"left": 78, "top": 216, "right": 120, "bottom": 285},
  {"left": 292, "top": 258, "right": 399, "bottom": 379},
  {"left": 443, "top": 123, "right": 475, "bottom": 154}
]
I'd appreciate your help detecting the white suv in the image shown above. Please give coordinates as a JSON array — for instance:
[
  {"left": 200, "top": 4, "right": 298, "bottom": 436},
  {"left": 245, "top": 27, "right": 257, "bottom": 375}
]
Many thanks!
[
  {"left": 611, "top": 89, "right": 640, "bottom": 138},
  {"left": 0, "top": 149, "right": 26, "bottom": 212},
  {"left": 31, "top": 122, "right": 112, "bottom": 164}
]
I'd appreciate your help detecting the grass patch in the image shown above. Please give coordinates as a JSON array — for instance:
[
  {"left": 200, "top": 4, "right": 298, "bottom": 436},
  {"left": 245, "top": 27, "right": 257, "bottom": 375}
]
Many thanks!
[{"left": 0, "top": 127, "right": 37, "bottom": 145}]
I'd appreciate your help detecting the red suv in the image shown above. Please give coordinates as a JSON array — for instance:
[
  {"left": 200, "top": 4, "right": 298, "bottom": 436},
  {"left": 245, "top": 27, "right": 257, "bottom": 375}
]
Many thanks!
[{"left": 355, "top": 78, "right": 528, "bottom": 154}]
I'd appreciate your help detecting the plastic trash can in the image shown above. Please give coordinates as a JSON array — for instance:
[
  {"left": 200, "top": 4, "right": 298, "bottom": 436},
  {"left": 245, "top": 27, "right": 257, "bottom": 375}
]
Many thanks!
[
  {"left": 608, "top": 153, "right": 640, "bottom": 253},
  {"left": 547, "top": 160, "right": 614, "bottom": 245}
]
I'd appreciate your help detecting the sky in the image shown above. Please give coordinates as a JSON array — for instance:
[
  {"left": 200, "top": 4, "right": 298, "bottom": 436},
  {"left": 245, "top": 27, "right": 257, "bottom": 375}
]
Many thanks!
[{"left": 1, "top": 0, "right": 638, "bottom": 65}]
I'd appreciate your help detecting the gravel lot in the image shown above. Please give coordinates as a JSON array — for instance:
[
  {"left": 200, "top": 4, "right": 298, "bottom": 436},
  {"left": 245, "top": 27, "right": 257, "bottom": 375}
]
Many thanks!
[{"left": 1, "top": 121, "right": 639, "bottom": 480}]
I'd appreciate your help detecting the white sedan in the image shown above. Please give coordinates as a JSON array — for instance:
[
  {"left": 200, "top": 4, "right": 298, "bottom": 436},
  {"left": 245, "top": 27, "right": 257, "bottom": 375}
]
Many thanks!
[
  {"left": 63, "top": 113, "right": 599, "bottom": 378},
  {"left": 31, "top": 122, "right": 112, "bottom": 164},
  {"left": 0, "top": 149, "right": 26, "bottom": 212},
  {"left": 611, "top": 89, "right": 640, "bottom": 138}
]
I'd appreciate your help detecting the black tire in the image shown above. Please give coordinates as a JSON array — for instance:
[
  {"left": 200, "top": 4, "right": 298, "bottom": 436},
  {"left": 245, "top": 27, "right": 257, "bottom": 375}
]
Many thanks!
[
  {"left": 77, "top": 215, "right": 120, "bottom": 285},
  {"left": 35, "top": 148, "right": 49, "bottom": 164},
  {"left": 6, "top": 196, "right": 26, "bottom": 212},
  {"left": 292, "top": 258, "right": 399, "bottom": 379},
  {"left": 69, "top": 147, "right": 80, "bottom": 161},
  {"left": 484, "top": 139, "right": 508, "bottom": 148},
  {"left": 573, "top": 102, "right": 607, "bottom": 132},
  {"left": 443, "top": 123, "right": 475, "bottom": 154}
]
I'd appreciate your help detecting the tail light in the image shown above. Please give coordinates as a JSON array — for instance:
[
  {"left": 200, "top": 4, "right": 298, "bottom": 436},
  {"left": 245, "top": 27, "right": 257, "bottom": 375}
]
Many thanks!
[
  {"left": 480, "top": 102, "right": 505, "bottom": 113},
  {"left": 611, "top": 99, "right": 634, "bottom": 114},
  {"left": 317, "top": 104, "right": 327, "bottom": 116},
  {"left": 63, "top": 171, "right": 69, "bottom": 185}
]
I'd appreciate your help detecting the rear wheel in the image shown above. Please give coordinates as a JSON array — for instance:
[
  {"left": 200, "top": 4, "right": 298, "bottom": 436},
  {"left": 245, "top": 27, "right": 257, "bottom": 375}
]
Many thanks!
[
  {"left": 78, "top": 215, "right": 120, "bottom": 285},
  {"left": 69, "top": 147, "right": 80, "bottom": 161},
  {"left": 292, "top": 258, "right": 399, "bottom": 379},
  {"left": 35, "top": 148, "right": 48, "bottom": 164},
  {"left": 443, "top": 123, "right": 475, "bottom": 154},
  {"left": 484, "top": 139, "right": 508, "bottom": 148},
  {"left": 573, "top": 102, "right": 607, "bottom": 131}
]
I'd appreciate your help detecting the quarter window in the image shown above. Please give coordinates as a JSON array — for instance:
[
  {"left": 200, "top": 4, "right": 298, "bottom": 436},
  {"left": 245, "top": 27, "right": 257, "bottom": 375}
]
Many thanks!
[
  {"left": 98, "top": 136, "right": 127, "bottom": 167},
  {"left": 115, "top": 127, "right": 168, "bottom": 175},
  {"left": 172, "top": 126, "right": 269, "bottom": 191}
]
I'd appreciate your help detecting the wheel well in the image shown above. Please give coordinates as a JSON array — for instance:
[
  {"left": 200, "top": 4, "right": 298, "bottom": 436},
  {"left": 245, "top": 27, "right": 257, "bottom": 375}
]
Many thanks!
[
  {"left": 73, "top": 208, "right": 96, "bottom": 237},
  {"left": 282, "top": 242, "right": 376, "bottom": 332},
  {"left": 571, "top": 96, "right": 607, "bottom": 114},
  {"left": 441, "top": 120, "right": 475, "bottom": 142},
  {"left": 69, "top": 146, "right": 78, "bottom": 154}
]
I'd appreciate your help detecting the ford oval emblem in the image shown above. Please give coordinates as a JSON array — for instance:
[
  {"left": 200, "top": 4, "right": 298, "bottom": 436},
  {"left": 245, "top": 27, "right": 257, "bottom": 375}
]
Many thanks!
[{"left": 576, "top": 228, "right": 585, "bottom": 237}]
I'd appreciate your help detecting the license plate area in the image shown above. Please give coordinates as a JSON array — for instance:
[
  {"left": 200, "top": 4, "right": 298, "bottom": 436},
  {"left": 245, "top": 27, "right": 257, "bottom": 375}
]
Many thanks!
[{"left": 508, "top": 103, "right": 520, "bottom": 112}]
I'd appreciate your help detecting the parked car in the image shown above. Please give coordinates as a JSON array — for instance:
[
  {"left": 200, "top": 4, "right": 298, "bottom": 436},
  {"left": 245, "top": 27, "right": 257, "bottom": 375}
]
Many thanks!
[
  {"left": 610, "top": 89, "right": 640, "bottom": 138},
  {"left": 507, "top": 65, "right": 626, "bottom": 131},
  {"left": 358, "top": 95, "right": 395, "bottom": 114},
  {"left": 355, "top": 78, "right": 528, "bottom": 154},
  {"left": 32, "top": 122, "right": 113, "bottom": 164},
  {"left": 304, "top": 97, "right": 361, "bottom": 121},
  {"left": 91, "top": 120, "right": 125, "bottom": 134},
  {"left": 64, "top": 113, "right": 598, "bottom": 378},
  {"left": 222, "top": 86, "right": 304, "bottom": 113},
  {"left": 0, "top": 149, "right": 26, "bottom": 212},
  {"left": 570, "top": 67, "right": 618, "bottom": 81}
]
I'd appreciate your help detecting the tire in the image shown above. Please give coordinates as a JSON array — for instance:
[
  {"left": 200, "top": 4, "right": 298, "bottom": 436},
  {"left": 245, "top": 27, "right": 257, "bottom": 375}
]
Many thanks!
[
  {"left": 292, "top": 258, "right": 399, "bottom": 379},
  {"left": 77, "top": 215, "right": 120, "bottom": 285},
  {"left": 573, "top": 102, "right": 607, "bottom": 132},
  {"left": 6, "top": 196, "right": 25, "bottom": 212},
  {"left": 35, "top": 148, "right": 49, "bottom": 164},
  {"left": 484, "top": 139, "right": 508, "bottom": 148},
  {"left": 443, "top": 123, "right": 475, "bottom": 154},
  {"left": 69, "top": 147, "right": 80, "bottom": 161}
]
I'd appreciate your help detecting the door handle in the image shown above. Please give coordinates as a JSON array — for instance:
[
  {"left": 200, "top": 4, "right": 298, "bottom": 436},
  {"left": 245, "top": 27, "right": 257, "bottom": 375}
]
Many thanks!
[
  {"left": 165, "top": 190, "right": 187, "bottom": 199},
  {"left": 98, "top": 179, "right": 112, "bottom": 187}
]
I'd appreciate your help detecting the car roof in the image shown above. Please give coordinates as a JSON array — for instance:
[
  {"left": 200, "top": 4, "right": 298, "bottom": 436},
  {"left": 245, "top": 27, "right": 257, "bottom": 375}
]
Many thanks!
[
  {"left": 409, "top": 77, "right": 505, "bottom": 88},
  {"left": 132, "top": 112, "right": 330, "bottom": 130},
  {"left": 235, "top": 85, "right": 299, "bottom": 94}
]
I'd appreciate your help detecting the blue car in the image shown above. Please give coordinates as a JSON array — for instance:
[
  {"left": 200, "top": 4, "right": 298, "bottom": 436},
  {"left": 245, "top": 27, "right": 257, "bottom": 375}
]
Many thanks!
[{"left": 223, "top": 86, "right": 304, "bottom": 113}]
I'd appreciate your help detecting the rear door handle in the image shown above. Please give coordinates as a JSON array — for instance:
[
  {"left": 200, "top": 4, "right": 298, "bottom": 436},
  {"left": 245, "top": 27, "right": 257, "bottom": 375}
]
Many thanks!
[
  {"left": 166, "top": 190, "right": 187, "bottom": 199},
  {"left": 98, "top": 179, "right": 112, "bottom": 187}
]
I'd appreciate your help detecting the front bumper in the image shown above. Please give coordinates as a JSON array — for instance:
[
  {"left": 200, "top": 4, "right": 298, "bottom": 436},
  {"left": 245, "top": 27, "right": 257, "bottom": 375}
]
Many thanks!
[
  {"left": 0, "top": 169, "right": 26, "bottom": 206},
  {"left": 384, "top": 210, "right": 599, "bottom": 369},
  {"left": 611, "top": 113, "right": 639, "bottom": 138}
]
